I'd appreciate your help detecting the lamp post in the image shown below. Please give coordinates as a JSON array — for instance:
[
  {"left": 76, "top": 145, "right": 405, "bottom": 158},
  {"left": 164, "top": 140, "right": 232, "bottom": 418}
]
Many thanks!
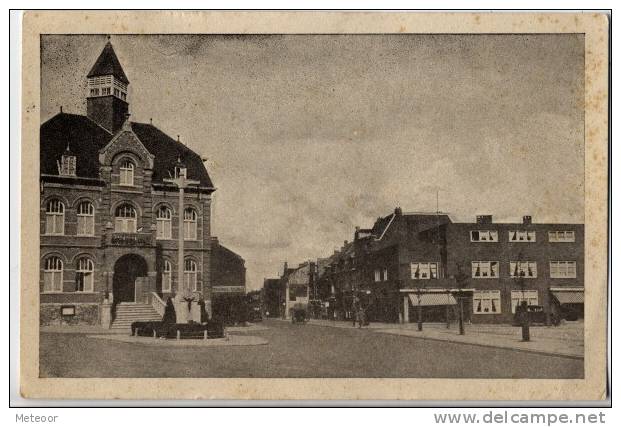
[
  {"left": 164, "top": 158, "right": 200, "bottom": 324},
  {"left": 515, "top": 252, "right": 530, "bottom": 342},
  {"left": 454, "top": 263, "right": 469, "bottom": 336},
  {"left": 416, "top": 287, "right": 423, "bottom": 331}
]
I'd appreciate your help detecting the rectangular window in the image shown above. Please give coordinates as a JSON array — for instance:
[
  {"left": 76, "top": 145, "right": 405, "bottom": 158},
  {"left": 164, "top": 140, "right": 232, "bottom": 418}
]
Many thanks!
[
  {"left": 162, "top": 272, "right": 171, "bottom": 292},
  {"left": 77, "top": 215, "right": 94, "bottom": 236},
  {"left": 44, "top": 271, "right": 62, "bottom": 292},
  {"left": 473, "top": 290, "right": 501, "bottom": 314},
  {"left": 411, "top": 262, "right": 439, "bottom": 280},
  {"left": 509, "top": 261, "right": 538, "bottom": 278},
  {"left": 509, "top": 230, "right": 536, "bottom": 242},
  {"left": 374, "top": 269, "right": 381, "bottom": 282},
  {"left": 471, "top": 261, "right": 499, "bottom": 278},
  {"left": 45, "top": 213, "right": 65, "bottom": 235},
  {"left": 550, "top": 261, "right": 577, "bottom": 278},
  {"left": 89, "top": 88, "right": 100, "bottom": 96},
  {"left": 549, "top": 231, "right": 576, "bottom": 242},
  {"left": 75, "top": 272, "right": 93, "bottom": 292},
  {"left": 183, "top": 221, "right": 197, "bottom": 240},
  {"left": 114, "top": 218, "right": 137, "bottom": 233},
  {"left": 511, "top": 290, "right": 539, "bottom": 313},
  {"left": 383, "top": 268, "right": 388, "bottom": 281},
  {"left": 101, "top": 87, "right": 111, "bottom": 95},
  {"left": 470, "top": 230, "right": 498, "bottom": 242},
  {"left": 156, "top": 219, "right": 171, "bottom": 239},
  {"left": 184, "top": 272, "right": 198, "bottom": 292}
]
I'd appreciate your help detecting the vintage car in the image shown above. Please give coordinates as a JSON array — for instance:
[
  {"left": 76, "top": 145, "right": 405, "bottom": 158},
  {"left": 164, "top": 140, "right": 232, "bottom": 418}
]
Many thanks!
[{"left": 513, "top": 304, "right": 560, "bottom": 326}]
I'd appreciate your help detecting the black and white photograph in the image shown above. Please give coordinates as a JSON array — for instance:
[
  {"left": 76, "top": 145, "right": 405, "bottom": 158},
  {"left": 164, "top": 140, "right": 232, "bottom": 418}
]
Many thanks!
[{"left": 15, "top": 10, "right": 609, "bottom": 402}]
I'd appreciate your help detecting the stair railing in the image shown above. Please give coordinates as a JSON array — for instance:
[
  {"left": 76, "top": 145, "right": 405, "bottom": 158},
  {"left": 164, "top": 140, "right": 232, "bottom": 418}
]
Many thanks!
[{"left": 150, "top": 292, "right": 166, "bottom": 318}]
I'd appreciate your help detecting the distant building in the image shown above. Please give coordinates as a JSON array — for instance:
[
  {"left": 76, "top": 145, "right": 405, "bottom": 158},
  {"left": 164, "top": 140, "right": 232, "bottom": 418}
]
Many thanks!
[
  {"left": 210, "top": 237, "right": 247, "bottom": 323},
  {"left": 316, "top": 208, "right": 584, "bottom": 324},
  {"left": 275, "top": 261, "right": 317, "bottom": 319}
]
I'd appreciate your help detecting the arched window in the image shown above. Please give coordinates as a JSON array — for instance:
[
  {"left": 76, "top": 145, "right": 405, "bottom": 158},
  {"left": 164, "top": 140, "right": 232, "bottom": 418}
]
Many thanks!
[
  {"left": 156, "top": 206, "right": 172, "bottom": 240},
  {"left": 119, "top": 160, "right": 134, "bottom": 186},
  {"left": 77, "top": 201, "right": 95, "bottom": 236},
  {"left": 183, "top": 208, "right": 198, "bottom": 240},
  {"left": 75, "top": 257, "right": 94, "bottom": 292},
  {"left": 114, "top": 204, "right": 137, "bottom": 233},
  {"left": 184, "top": 259, "right": 198, "bottom": 292},
  {"left": 45, "top": 199, "right": 65, "bottom": 235},
  {"left": 43, "top": 256, "right": 63, "bottom": 292},
  {"left": 162, "top": 260, "right": 172, "bottom": 292}
]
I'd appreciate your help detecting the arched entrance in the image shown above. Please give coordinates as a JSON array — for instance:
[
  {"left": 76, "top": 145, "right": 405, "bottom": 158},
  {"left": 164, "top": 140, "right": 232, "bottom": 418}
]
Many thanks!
[{"left": 113, "top": 254, "right": 148, "bottom": 303}]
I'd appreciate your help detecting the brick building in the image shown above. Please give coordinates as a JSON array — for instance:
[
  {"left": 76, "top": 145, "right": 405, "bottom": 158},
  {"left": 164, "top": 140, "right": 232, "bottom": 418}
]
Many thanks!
[
  {"left": 315, "top": 208, "right": 584, "bottom": 324},
  {"left": 39, "top": 40, "right": 218, "bottom": 327},
  {"left": 210, "top": 237, "right": 247, "bottom": 322}
]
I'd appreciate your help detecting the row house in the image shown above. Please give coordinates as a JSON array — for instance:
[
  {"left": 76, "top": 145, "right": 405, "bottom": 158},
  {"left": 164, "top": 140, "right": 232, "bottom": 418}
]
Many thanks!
[{"left": 314, "top": 207, "right": 584, "bottom": 324}]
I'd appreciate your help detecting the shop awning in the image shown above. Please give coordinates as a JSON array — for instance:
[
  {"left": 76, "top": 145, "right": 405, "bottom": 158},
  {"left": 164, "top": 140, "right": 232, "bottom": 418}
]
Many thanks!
[
  {"left": 408, "top": 293, "right": 457, "bottom": 307},
  {"left": 551, "top": 289, "right": 584, "bottom": 304}
]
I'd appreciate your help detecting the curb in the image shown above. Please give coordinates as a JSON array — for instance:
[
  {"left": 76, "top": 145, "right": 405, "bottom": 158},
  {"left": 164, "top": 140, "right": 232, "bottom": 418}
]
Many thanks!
[
  {"left": 303, "top": 321, "right": 584, "bottom": 361},
  {"left": 375, "top": 329, "right": 584, "bottom": 361}
]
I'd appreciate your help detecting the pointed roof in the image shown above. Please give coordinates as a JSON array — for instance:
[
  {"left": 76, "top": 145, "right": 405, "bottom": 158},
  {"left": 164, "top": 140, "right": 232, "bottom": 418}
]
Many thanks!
[{"left": 87, "top": 41, "right": 129, "bottom": 84}]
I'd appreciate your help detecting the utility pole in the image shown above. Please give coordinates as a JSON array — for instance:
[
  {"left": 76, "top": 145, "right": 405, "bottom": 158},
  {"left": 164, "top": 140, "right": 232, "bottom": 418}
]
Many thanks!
[{"left": 164, "top": 158, "right": 200, "bottom": 323}]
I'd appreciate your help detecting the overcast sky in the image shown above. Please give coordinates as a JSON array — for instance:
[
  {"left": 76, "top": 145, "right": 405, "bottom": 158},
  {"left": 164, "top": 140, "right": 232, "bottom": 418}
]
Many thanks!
[{"left": 41, "top": 34, "right": 585, "bottom": 290}]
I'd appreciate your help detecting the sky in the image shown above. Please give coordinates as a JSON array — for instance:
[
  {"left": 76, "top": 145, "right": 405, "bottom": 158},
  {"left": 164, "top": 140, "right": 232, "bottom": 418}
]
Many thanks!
[{"left": 41, "top": 34, "right": 585, "bottom": 291}]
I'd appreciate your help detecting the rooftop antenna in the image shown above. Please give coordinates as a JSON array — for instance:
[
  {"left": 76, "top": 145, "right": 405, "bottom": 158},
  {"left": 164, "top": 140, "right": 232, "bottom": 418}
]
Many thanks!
[{"left": 59, "top": 105, "right": 63, "bottom": 113}]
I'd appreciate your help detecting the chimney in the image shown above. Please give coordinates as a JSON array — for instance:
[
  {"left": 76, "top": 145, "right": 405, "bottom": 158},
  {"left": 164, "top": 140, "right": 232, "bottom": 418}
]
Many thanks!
[
  {"left": 523, "top": 215, "right": 532, "bottom": 225},
  {"left": 395, "top": 207, "right": 402, "bottom": 216},
  {"left": 355, "top": 226, "right": 360, "bottom": 240},
  {"left": 476, "top": 215, "right": 493, "bottom": 224},
  {"left": 344, "top": 240, "right": 348, "bottom": 247}
]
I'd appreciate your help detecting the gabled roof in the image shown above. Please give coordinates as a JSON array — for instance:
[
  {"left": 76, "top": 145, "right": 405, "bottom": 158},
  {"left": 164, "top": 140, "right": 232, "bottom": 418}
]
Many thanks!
[
  {"left": 40, "top": 113, "right": 214, "bottom": 188},
  {"left": 87, "top": 41, "right": 129, "bottom": 84}
]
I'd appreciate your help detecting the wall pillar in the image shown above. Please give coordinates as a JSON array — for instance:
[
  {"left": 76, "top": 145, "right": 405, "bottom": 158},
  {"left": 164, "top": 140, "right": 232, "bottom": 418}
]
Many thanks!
[{"left": 101, "top": 301, "right": 112, "bottom": 329}]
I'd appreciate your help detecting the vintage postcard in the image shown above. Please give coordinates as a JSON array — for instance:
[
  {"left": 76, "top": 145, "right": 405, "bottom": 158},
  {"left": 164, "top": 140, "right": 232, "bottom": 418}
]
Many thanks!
[{"left": 19, "top": 11, "right": 609, "bottom": 401}]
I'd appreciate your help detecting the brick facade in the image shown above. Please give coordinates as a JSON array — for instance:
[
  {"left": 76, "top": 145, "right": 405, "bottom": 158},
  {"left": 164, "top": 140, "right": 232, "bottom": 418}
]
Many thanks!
[
  {"left": 313, "top": 208, "right": 584, "bottom": 324},
  {"left": 39, "top": 41, "right": 216, "bottom": 326}
]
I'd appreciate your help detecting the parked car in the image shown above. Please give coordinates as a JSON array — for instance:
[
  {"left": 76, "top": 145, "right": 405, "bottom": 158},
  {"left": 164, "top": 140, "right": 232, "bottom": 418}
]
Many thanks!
[{"left": 513, "top": 305, "right": 560, "bottom": 326}]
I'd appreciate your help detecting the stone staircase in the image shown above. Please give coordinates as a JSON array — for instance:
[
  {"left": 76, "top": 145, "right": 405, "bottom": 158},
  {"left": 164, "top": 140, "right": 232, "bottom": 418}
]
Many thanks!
[{"left": 110, "top": 302, "right": 162, "bottom": 331}]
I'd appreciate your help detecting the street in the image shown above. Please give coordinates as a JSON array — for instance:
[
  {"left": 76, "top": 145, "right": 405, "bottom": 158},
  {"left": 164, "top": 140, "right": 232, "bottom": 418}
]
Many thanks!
[{"left": 40, "top": 319, "right": 583, "bottom": 378}]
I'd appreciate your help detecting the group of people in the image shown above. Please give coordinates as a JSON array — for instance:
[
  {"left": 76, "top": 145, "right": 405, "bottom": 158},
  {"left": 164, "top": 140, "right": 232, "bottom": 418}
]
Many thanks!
[{"left": 351, "top": 296, "right": 369, "bottom": 328}]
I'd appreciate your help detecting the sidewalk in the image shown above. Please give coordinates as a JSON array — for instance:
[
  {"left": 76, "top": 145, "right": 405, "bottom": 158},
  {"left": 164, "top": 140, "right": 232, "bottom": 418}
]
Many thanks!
[{"left": 305, "top": 319, "right": 584, "bottom": 359}]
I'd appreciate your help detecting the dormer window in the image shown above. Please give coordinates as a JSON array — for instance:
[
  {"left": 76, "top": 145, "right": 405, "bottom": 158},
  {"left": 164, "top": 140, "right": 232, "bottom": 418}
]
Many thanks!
[
  {"left": 58, "top": 151, "right": 76, "bottom": 177},
  {"left": 119, "top": 160, "right": 134, "bottom": 186}
]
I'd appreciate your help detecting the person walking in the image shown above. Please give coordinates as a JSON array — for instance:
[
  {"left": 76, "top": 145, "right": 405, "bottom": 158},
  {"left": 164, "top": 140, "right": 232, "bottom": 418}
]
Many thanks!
[
  {"left": 352, "top": 296, "right": 360, "bottom": 327},
  {"left": 357, "top": 306, "right": 366, "bottom": 328}
]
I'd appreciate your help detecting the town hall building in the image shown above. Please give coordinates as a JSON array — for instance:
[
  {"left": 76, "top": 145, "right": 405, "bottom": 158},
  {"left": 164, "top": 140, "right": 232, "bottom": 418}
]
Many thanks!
[{"left": 39, "top": 40, "right": 244, "bottom": 329}]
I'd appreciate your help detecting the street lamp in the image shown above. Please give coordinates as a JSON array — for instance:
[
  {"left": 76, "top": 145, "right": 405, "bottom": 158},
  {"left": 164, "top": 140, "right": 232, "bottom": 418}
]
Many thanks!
[
  {"left": 454, "top": 263, "right": 469, "bottom": 336},
  {"left": 515, "top": 253, "right": 530, "bottom": 342}
]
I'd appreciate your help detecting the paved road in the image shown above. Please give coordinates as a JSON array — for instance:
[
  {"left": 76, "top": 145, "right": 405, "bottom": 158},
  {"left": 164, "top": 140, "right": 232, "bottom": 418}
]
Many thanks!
[{"left": 40, "top": 319, "right": 583, "bottom": 378}]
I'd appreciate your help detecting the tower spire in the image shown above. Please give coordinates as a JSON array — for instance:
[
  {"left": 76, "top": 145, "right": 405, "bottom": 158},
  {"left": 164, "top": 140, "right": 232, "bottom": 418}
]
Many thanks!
[{"left": 86, "top": 39, "right": 130, "bottom": 133}]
